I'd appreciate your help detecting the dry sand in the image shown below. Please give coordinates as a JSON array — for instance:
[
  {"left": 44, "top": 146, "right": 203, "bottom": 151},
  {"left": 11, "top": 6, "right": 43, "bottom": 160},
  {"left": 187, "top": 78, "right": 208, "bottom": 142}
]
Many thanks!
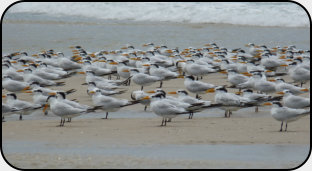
[{"left": 2, "top": 70, "right": 310, "bottom": 169}]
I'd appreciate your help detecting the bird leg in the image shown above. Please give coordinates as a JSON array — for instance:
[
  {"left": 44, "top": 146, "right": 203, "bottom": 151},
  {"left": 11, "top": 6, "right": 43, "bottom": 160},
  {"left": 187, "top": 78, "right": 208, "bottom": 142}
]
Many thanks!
[
  {"left": 229, "top": 111, "right": 232, "bottom": 117},
  {"left": 255, "top": 106, "right": 259, "bottom": 112},
  {"left": 285, "top": 123, "right": 288, "bottom": 132},
  {"left": 224, "top": 110, "right": 228, "bottom": 118},
  {"left": 44, "top": 111, "right": 48, "bottom": 116},
  {"left": 161, "top": 118, "right": 164, "bottom": 126},
  {"left": 141, "top": 86, "right": 144, "bottom": 91},
  {"left": 144, "top": 105, "right": 147, "bottom": 111},
  {"left": 280, "top": 122, "right": 283, "bottom": 132},
  {"left": 195, "top": 94, "right": 201, "bottom": 99},
  {"left": 158, "top": 81, "right": 163, "bottom": 88},
  {"left": 167, "top": 118, "right": 172, "bottom": 122},
  {"left": 102, "top": 112, "right": 109, "bottom": 119},
  {"left": 19, "top": 114, "right": 22, "bottom": 120},
  {"left": 2, "top": 116, "right": 5, "bottom": 122}
]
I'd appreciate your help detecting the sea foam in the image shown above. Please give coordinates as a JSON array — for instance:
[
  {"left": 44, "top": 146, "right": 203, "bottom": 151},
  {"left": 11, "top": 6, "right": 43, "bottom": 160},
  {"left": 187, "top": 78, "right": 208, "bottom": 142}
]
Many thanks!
[{"left": 7, "top": 2, "right": 310, "bottom": 27}]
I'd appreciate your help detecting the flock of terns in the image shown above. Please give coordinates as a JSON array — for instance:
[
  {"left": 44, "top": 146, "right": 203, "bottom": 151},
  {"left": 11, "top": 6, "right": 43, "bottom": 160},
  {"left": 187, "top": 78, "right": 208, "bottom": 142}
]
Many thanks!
[{"left": 2, "top": 42, "right": 310, "bottom": 131}]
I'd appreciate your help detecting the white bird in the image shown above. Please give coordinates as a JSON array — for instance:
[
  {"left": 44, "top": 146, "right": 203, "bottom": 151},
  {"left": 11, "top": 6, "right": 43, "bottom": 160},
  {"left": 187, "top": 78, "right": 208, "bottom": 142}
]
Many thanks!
[
  {"left": 27, "top": 89, "right": 50, "bottom": 115},
  {"left": 274, "top": 77, "right": 309, "bottom": 95},
  {"left": 241, "top": 89, "right": 282, "bottom": 112},
  {"left": 149, "top": 64, "right": 179, "bottom": 88},
  {"left": 22, "top": 68, "right": 65, "bottom": 87},
  {"left": 130, "top": 90, "right": 152, "bottom": 111},
  {"left": 2, "top": 76, "right": 31, "bottom": 92},
  {"left": 276, "top": 90, "right": 310, "bottom": 109},
  {"left": 225, "top": 69, "right": 249, "bottom": 89},
  {"left": 2, "top": 103, "right": 21, "bottom": 122},
  {"left": 130, "top": 68, "right": 161, "bottom": 90},
  {"left": 207, "top": 86, "right": 253, "bottom": 117},
  {"left": 45, "top": 95, "right": 97, "bottom": 126},
  {"left": 86, "top": 82, "right": 126, "bottom": 96},
  {"left": 2, "top": 63, "right": 24, "bottom": 81},
  {"left": 90, "top": 89, "right": 138, "bottom": 119},
  {"left": 5, "top": 93, "right": 42, "bottom": 120},
  {"left": 29, "top": 81, "right": 76, "bottom": 96},
  {"left": 55, "top": 92, "right": 90, "bottom": 122},
  {"left": 142, "top": 93, "right": 189, "bottom": 126},
  {"left": 252, "top": 72, "right": 276, "bottom": 94},
  {"left": 184, "top": 59, "right": 217, "bottom": 79},
  {"left": 184, "top": 75, "right": 215, "bottom": 99},
  {"left": 263, "top": 101, "right": 310, "bottom": 131},
  {"left": 288, "top": 63, "right": 310, "bottom": 87},
  {"left": 168, "top": 89, "right": 214, "bottom": 119}
]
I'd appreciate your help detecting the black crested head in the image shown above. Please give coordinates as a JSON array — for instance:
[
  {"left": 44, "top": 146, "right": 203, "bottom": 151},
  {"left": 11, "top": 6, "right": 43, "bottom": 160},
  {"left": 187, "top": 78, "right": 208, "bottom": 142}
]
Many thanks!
[
  {"left": 151, "top": 64, "right": 159, "bottom": 68},
  {"left": 152, "top": 93, "right": 166, "bottom": 99},
  {"left": 57, "top": 92, "right": 66, "bottom": 99},
  {"left": 7, "top": 93, "right": 17, "bottom": 100},
  {"left": 46, "top": 95, "right": 56, "bottom": 102},
  {"left": 88, "top": 82, "right": 96, "bottom": 86},
  {"left": 34, "top": 89, "right": 43, "bottom": 93},
  {"left": 30, "top": 81, "right": 40, "bottom": 86},
  {"left": 216, "top": 87, "right": 227, "bottom": 93},
  {"left": 178, "top": 90, "right": 188, "bottom": 95},
  {"left": 186, "top": 75, "right": 195, "bottom": 81},
  {"left": 272, "top": 101, "right": 283, "bottom": 107},
  {"left": 156, "top": 89, "right": 166, "bottom": 96},
  {"left": 243, "top": 89, "right": 253, "bottom": 93}
]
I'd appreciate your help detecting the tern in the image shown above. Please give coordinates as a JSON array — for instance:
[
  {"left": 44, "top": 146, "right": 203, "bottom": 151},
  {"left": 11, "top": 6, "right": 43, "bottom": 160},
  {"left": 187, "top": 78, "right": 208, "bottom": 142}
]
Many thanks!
[{"left": 263, "top": 101, "right": 310, "bottom": 131}]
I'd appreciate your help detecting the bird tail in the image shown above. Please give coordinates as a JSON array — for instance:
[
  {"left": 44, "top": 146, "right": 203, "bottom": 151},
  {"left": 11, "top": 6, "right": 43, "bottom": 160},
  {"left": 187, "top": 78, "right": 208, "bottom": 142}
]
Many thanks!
[
  {"left": 65, "top": 89, "right": 77, "bottom": 95},
  {"left": 55, "top": 82, "right": 66, "bottom": 86},
  {"left": 268, "top": 95, "right": 283, "bottom": 101},
  {"left": 86, "top": 106, "right": 103, "bottom": 113}
]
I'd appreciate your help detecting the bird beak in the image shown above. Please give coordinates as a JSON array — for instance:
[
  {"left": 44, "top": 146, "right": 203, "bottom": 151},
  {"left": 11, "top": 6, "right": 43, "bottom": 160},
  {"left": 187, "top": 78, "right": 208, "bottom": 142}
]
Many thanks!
[
  {"left": 276, "top": 91, "right": 285, "bottom": 95},
  {"left": 146, "top": 90, "right": 156, "bottom": 93},
  {"left": 23, "top": 86, "right": 31, "bottom": 90},
  {"left": 48, "top": 92, "right": 57, "bottom": 95},
  {"left": 142, "top": 44, "right": 148, "bottom": 47},
  {"left": 25, "top": 90, "right": 33, "bottom": 93},
  {"left": 2, "top": 95, "right": 6, "bottom": 98},
  {"left": 243, "top": 73, "right": 253, "bottom": 77},
  {"left": 121, "top": 46, "right": 128, "bottom": 49},
  {"left": 16, "top": 69, "right": 24, "bottom": 72},
  {"left": 219, "top": 70, "right": 228, "bottom": 74},
  {"left": 142, "top": 96, "right": 150, "bottom": 100},
  {"left": 89, "top": 91, "right": 95, "bottom": 94},
  {"left": 78, "top": 72, "right": 86, "bottom": 74},
  {"left": 43, "top": 104, "right": 49, "bottom": 113},
  {"left": 177, "top": 75, "right": 184, "bottom": 78},
  {"left": 262, "top": 102, "right": 272, "bottom": 106},
  {"left": 206, "top": 88, "right": 215, "bottom": 93},
  {"left": 142, "top": 64, "right": 151, "bottom": 67},
  {"left": 300, "top": 88, "right": 309, "bottom": 92},
  {"left": 235, "top": 92, "right": 242, "bottom": 95},
  {"left": 122, "top": 69, "right": 130, "bottom": 72},
  {"left": 10, "top": 61, "right": 17, "bottom": 63},
  {"left": 268, "top": 79, "right": 276, "bottom": 82},
  {"left": 168, "top": 92, "right": 177, "bottom": 94},
  {"left": 279, "top": 55, "right": 286, "bottom": 59},
  {"left": 109, "top": 62, "right": 118, "bottom": 65},
  {"left": 280, "top": 64, "right": 288, "bottom": 67}
]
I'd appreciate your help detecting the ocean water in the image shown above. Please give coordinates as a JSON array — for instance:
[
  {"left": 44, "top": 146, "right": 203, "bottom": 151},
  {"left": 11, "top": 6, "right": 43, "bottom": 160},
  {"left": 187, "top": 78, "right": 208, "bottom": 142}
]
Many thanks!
[
  {"left": 4, "top": 2, "right": 309, "bottom": 27},
  {"left": 2, "top": 2, "right": 310, "bottom": 55}
]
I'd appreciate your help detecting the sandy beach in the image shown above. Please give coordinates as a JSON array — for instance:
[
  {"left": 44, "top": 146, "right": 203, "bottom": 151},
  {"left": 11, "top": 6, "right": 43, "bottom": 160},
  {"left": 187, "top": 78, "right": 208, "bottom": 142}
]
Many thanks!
[
  {"left": 2, "top": 71, "right": 310, "bottom": 169},
  {"left": 2, "top": 4, "right": 311, "bottom": 168}
]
